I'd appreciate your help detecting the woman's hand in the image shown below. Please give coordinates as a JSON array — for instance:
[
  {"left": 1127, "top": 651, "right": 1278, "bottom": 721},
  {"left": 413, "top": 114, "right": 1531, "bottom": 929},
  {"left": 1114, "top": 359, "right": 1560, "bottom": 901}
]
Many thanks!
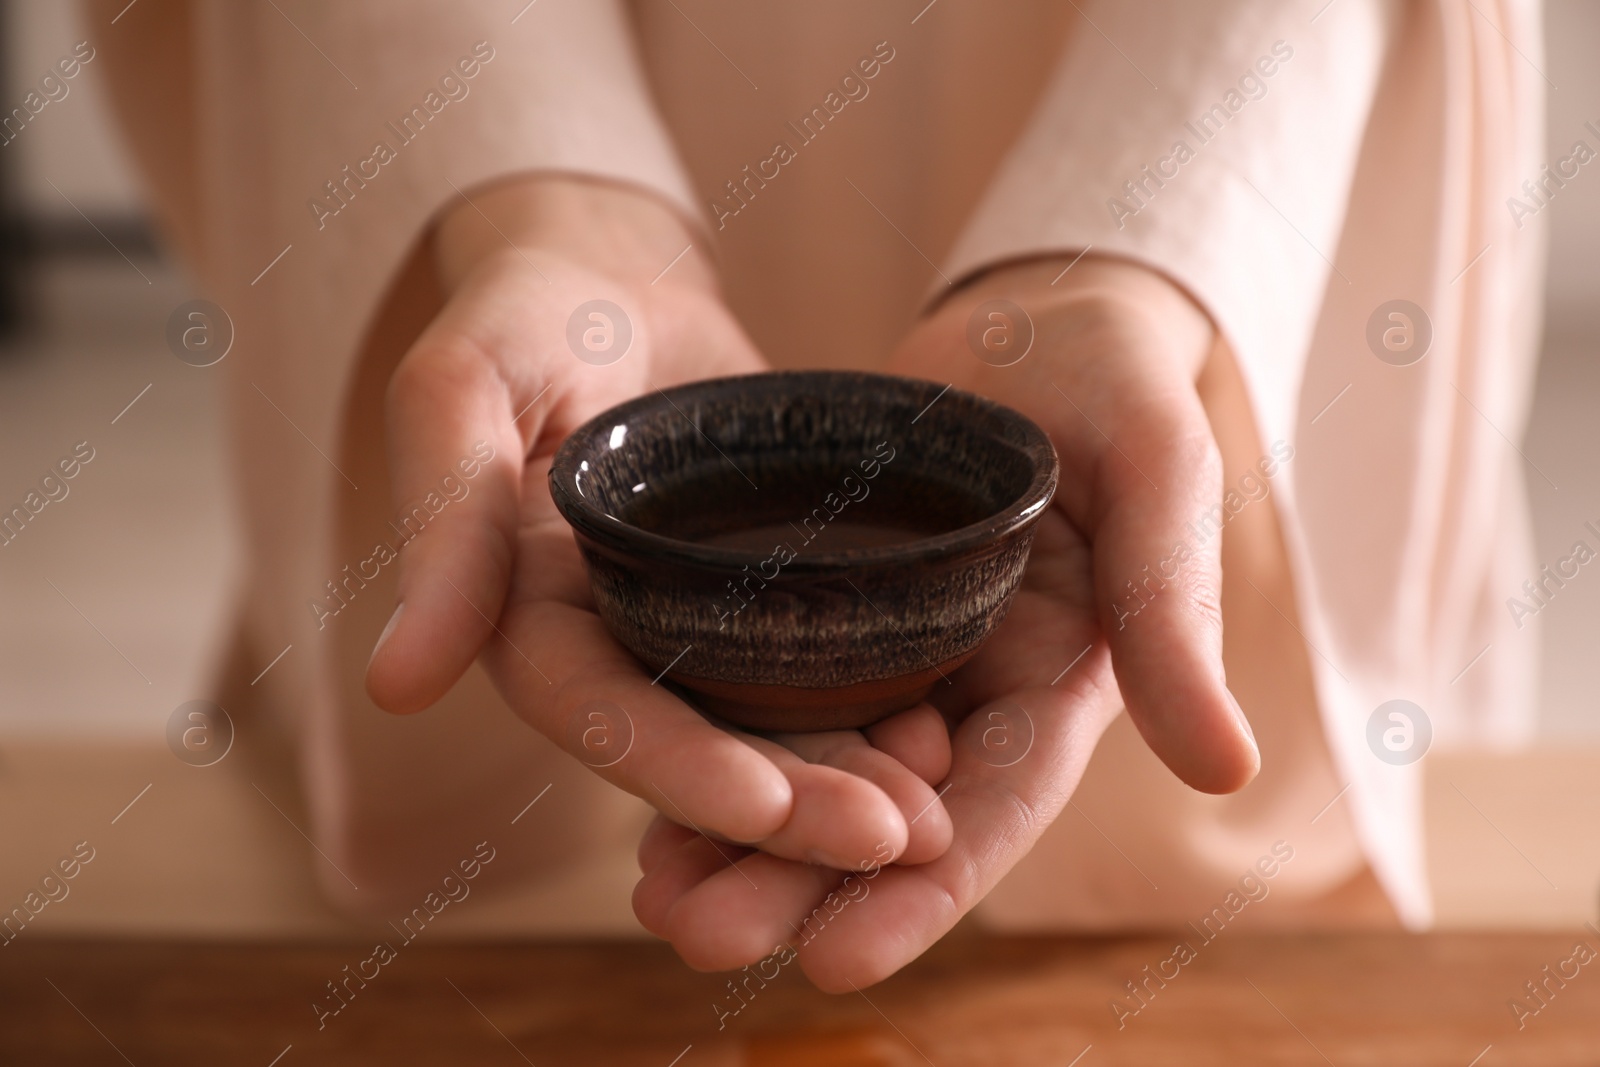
[
  {"left": 632, "top": 255, "right": 1260, "bottom": 989},
  {"left": 364, "top": 176, "right": 952, "bottom": 874}
]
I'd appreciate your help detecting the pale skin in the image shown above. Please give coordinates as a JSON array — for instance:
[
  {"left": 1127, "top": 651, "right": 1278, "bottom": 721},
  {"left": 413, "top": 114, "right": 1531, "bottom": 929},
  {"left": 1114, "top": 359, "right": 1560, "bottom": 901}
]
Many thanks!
[{"left": 364, "top": 175, "right": 1261, "bottom": 989}]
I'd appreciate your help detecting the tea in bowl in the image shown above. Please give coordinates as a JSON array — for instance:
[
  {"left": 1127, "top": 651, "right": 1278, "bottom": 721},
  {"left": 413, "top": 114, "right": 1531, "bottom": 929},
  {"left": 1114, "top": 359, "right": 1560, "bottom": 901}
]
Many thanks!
[{"left": 547, "top": 371, "right": 1057, "bottom": 732}]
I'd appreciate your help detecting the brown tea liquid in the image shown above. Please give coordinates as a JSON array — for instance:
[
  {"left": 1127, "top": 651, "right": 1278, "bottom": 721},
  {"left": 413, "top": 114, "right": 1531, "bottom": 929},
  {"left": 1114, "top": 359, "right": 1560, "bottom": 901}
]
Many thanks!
[{"left": 630, "top": 460, "right": 992, "bottom": 553}]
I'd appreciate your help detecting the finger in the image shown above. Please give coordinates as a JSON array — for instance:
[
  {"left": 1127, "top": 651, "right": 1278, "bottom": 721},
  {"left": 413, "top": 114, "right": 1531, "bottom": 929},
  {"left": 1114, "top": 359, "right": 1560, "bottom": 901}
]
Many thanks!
[
  {"left": 862, "top": 702, "right": 952, "bottom": 787},
  {"left": 486, "top": 490, "right": 799, "bottom": 845},
  {"left": 491, "top": 486, "right": 949, "bottom": 858},
  {"left": 900, "top": 265, "right": 1259, "bottom": 794},
  {"left": 795, "top": 671, "right": 1122, "bottom": 992},
  {"left": 364, "top": 323, "right": 533, "bottom": 715},
  {"left": 484, "top": 589, "right": 798, "bottom": 846},
  {"left": 633, "top": 828, "right": 754, "bottom": 938},
  {"left": 637, "top": 813, "right": 698, "bottom": 875},
  {"left": 498, "top": 472, "right": 917, "bottom": 869},
  {"left": 1062, "top": 356, "right": 1260, "bottom": 793},
  {"left": 734, "top": 734, "right": 914, "bottom": 869},
  {"left": 651, "top": 598, "right": 1114, "bottom": 988},
  {"left": 662, "top": 852, "right": 844, "bottom": 972},
  {"left": 364, "top": 254, "right": 659, "bottom": 715},
  {"left": 763, "top": 731, "right": 952, "bottom": 866},
  {"left": 1008, "top": 268, "right": 1257, "bottom": 792}
]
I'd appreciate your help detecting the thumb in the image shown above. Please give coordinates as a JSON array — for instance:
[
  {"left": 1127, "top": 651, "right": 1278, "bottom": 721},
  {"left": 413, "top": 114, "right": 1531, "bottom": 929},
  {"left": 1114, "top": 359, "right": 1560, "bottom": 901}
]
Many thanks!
[
  {"left": 364, "top": 339, "right": 531, "bottom": 714},
  {"left": 1081, "top": 371, "right": 1260, "bottom": 794}
]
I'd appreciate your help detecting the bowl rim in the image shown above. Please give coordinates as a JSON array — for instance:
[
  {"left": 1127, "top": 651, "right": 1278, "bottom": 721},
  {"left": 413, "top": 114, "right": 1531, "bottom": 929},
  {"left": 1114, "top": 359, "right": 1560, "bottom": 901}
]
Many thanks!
[{"left": 547, "top": 370, "right": 1059, "bottom": 576}]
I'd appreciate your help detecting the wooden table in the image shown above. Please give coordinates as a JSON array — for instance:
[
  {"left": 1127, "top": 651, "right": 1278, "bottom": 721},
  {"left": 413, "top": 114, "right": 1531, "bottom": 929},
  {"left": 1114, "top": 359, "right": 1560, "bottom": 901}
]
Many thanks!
[{"left": 3, "top": 931, "right": 1597, "bottom": 1065}]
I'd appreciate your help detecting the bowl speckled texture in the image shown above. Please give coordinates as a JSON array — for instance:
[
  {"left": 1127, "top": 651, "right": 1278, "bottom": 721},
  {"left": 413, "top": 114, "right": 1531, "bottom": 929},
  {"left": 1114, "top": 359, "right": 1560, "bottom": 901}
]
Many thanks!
[{"left": 548, "top": 370, "right": 1058, "bottom": 731}]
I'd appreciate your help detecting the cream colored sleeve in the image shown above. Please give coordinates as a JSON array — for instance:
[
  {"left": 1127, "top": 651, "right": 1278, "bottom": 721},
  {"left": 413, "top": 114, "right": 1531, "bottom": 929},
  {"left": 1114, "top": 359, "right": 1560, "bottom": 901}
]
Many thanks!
[
  {"left": 272, "top": 0, "right": 702, "bottom": 228},
  {"left": 943, "top": 0, "right": 1396, "bottom": 422}
]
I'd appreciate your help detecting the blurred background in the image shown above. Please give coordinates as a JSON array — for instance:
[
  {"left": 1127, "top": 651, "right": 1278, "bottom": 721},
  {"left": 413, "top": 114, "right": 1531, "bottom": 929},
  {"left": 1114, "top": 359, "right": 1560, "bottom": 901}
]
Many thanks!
[{"left": 0, "top": 0, "right": 1596, "bottom": 934}]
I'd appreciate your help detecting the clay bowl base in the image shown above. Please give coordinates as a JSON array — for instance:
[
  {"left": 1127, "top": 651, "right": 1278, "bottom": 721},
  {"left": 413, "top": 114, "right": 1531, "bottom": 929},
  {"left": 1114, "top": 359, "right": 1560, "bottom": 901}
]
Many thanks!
[{"left": 671, "top": 650, "right": 977, "bottom": 732}]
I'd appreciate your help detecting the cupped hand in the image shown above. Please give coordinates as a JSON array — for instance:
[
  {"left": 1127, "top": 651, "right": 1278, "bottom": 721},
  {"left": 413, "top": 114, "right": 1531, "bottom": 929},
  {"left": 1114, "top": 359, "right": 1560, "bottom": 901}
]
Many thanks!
[
  {"left": 364, "top": 176, "right": 952, "bottom": 875},
  {"left": 632, "top": 255, "right": 1261, "bottom": 989}
]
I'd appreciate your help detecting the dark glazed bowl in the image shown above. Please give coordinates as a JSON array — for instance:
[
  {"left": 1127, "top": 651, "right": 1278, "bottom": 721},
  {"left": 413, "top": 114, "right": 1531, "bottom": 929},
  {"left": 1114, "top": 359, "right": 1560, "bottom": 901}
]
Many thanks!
[{"left": 548, "top": 371, "right": 1058, "bottom": 732}]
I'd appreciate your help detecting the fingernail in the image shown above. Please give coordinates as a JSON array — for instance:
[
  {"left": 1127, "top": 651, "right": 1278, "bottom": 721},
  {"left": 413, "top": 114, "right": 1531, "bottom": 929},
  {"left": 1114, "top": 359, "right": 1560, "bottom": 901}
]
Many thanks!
[
  {"left": 369, "top": 603, "right": 404, "bottom": 669},
  {"left": 804, "top": 848, "right": 856, "bottom": 871},
  {"left": 1226, "top": 689, "right": 1257, "bottom": 745}
]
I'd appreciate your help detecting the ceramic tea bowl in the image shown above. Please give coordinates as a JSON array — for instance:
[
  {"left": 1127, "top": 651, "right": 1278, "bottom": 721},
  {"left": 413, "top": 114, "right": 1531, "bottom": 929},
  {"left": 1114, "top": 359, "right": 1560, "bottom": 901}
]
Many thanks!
[{"left": 548, "top": 370, "right": 1058, "bottom": 732}]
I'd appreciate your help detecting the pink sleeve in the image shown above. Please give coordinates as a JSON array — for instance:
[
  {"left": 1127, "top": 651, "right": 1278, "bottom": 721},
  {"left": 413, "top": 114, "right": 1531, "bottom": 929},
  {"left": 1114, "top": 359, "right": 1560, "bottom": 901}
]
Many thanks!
[
  {"left": 942, "top": 0, "right": 1395, "bottom": 433},
  {"left": 246, "top": 0, "right": 703, "bottom": 231}
]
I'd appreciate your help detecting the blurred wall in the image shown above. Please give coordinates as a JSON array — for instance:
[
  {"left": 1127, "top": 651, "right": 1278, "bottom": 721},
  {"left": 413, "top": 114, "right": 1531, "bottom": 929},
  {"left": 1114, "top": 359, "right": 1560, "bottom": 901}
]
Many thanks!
[
  {"left": 1543, "top": 0, "right": 1600, "bottom": 337},
  {"left": 3, "top": 0, "right": 142, "bottom": 220}
]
